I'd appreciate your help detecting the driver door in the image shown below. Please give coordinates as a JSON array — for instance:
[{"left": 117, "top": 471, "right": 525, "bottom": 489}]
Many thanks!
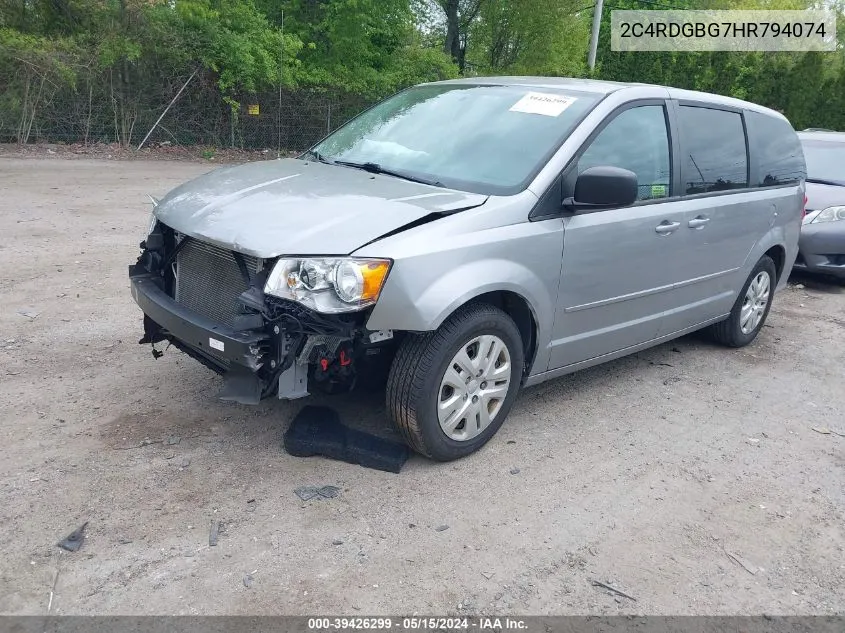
[{"left": 548, "top": 101, "right": 690, "bottom": 370}]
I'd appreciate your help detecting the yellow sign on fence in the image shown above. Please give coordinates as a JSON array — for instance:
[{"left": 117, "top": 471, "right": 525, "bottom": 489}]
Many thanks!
[{"left": 247, "top": 104, "right": 260, "bottom": 116}]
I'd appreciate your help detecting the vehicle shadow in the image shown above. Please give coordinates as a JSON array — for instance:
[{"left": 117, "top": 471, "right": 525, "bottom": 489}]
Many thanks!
[{"left": 788, "top": 270, "right": 845, "bottom": 293}]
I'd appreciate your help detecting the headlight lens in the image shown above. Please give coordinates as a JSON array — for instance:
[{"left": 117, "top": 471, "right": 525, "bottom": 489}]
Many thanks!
[
  {"left": 265, "top": 257, "right": 391, "bottom": 313},
  {"left": 334, "top": 260, "right": 365, "bottom": 303},
  {"left": 811, "top": 206, "right": 845, "bottom": 223}
]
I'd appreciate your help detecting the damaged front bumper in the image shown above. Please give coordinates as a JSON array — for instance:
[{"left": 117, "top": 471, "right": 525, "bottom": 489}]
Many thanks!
[
  {"left": 130, "top": 271, "right": 268, "bottom": 371},
  {"left": 128, "top": 227, "right": 393, "bottom": 405},
  {"left": 129, "top": 264, "right": 287, "bottom": 404}
]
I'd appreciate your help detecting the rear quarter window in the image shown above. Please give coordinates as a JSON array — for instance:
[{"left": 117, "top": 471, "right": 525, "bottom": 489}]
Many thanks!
[
  {"left": 745, "top": 111, "right": 806, "bottom": 187},
  {"left": 678, "top": 105, "right": 749, "bottom": 195}
]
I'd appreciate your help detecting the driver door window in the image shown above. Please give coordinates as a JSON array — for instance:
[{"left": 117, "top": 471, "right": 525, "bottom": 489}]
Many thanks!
[{"left": 576, "top": 105, "right": 672, "bottom": 201}]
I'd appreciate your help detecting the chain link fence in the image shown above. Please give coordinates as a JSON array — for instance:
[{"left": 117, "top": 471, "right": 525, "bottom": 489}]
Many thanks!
[
  {"left": 0, "top": 65, "right": 373, "bottom": 156},
  {"left": 229, "top": 89, "right": 373, "bottom": 153}
]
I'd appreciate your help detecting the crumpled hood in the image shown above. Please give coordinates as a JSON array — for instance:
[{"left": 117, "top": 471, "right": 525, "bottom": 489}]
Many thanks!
[{"left": 153, "top": 158, "right": 488, "bottom": 258}]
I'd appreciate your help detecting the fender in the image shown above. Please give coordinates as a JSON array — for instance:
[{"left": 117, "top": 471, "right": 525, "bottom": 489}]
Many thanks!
[
  {"left": 360, "top": 205, "right": 565, "bottom": 376},
  {"left": 366, "top": 257, "right": 553, "bottom": 332},
  {"left": 428, "top": 260, "right": 547, "bottom": 331},
  {"left": 366, "top": 258, "right": 556, "bottom": 375}
]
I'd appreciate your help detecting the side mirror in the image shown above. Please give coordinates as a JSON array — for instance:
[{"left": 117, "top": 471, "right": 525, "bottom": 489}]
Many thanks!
[{"left": 563, "top": 166, "right": 639, "bottom": 211}]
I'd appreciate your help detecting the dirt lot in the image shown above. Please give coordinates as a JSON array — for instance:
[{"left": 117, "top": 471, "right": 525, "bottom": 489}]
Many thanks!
[{"left": 1, "top": 157, "right": 843, "bottom": 616}]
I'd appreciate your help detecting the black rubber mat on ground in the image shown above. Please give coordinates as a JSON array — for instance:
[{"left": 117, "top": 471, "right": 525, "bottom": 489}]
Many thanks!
[{"left": 283, "top": 405, "right": 410, "bottom": 473}]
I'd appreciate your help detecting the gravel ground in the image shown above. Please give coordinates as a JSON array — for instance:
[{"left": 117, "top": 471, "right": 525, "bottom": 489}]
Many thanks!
[{"left": 1, "top": 157, "right": 843, "bottom": 616}]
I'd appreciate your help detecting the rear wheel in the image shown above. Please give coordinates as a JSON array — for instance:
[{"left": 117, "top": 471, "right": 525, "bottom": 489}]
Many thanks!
[
  {"left": 386, "top": 303, "right": 524, "bottom": 461},
  {"left": 707, "top": 255, "right": 777, "bottom": 348}
]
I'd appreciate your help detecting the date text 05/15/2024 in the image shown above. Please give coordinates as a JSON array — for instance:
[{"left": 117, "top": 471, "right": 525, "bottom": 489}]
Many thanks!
[{"left": 307, "top": 618, "right": 528, "bottom": 630}]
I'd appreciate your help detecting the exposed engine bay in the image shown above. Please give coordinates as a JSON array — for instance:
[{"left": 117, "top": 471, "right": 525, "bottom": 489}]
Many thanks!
[{"left": 129, "top": 221, "right": 397, "bottom": 405}]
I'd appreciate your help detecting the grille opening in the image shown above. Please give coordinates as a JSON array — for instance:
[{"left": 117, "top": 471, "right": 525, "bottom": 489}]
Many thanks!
[{"left": 174, "top": 238, "right": 263, "bottom": 328}]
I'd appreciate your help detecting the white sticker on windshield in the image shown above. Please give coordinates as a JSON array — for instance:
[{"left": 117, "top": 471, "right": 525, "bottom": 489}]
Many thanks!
[{"left": 509, "top": 92, "right": 577, "bottom": 117}]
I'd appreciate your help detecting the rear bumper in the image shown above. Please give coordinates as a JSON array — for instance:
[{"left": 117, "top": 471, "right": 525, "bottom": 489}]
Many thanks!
[{"left": 129, "top": 267, "right": 269, "bottom": 372}]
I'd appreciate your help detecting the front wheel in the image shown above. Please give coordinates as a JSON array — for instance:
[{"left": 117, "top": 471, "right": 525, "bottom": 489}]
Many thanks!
[
  {"left": 707, "top": 255, "right": 777, "bottom": 348},
  {"left": 386, "top": 303, "right": 524, "bottom": 461}
]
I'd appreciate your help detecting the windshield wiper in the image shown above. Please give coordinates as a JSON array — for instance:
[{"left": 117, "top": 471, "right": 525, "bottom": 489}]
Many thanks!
[
  {"left": 333, "top": 160, "right": 444, "bottom": 188},
  {"left": 301, "top": 149, "right": 335, "bottom": 165},
  {"left": 807, "top": 177, "right": 845, "bottom": 187}
]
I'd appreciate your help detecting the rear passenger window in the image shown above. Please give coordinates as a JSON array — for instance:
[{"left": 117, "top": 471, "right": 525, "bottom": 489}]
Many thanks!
[
  {"left": 577, "top": 105, "right": 671, "bottom": 201},
  {"left": 679, "top": 106, "right": 748, "bottom": 194},
  {"left": 745, "top": 111, "right": 806, "bottom": 186}
]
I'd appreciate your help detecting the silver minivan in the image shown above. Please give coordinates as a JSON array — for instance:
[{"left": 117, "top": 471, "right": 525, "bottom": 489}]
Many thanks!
[{"left": 129, "top": 77, "right": 805, "bottom": 461}]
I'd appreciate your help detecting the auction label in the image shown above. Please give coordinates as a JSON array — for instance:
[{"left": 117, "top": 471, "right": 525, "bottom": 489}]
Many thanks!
[
  {"left": 307, "top": 617, "right": 528, "bottom": 630},
  {"left": 510, "top": 92, "right": 577, "bottom": 117}
]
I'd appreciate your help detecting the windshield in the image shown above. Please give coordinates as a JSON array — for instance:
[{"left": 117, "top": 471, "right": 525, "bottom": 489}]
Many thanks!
[
  {"left": 801, "top": 139, "right": 845, "bottom": 184},
  {"left": 310, "top": 84, "right": 601, "bottom": 195}
]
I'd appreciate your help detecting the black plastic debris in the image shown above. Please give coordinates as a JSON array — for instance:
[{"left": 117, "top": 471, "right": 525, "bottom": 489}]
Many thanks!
[
  {"left": 294, "top": 485, "right": 340, "bottom": 501},
  {"left": 218, "top": 370, "right": 262, "bottom": 405},
  {"left": 57, "top": 522, "right": 88, "bottom": 552},
  {"left": 283, "top": 405, "right": 410, "bottom": 473}
]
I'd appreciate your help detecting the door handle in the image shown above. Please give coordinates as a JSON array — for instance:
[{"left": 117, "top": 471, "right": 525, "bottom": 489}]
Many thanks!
[
  {"left": 655, "top": 221, "right": 681, "bottom": 235},
  {"left": 688, "top": 215, "right": 711, "bottom": 229}
]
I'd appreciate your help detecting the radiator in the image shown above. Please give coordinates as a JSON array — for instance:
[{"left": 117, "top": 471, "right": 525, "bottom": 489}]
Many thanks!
[{"left": 174, "top": 238, "right": 262, "bottom": 328}]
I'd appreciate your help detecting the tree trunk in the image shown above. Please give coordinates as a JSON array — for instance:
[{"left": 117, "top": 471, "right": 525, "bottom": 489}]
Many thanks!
[{"left": 443, "top": 0, "right": 461, "bottom": 67}]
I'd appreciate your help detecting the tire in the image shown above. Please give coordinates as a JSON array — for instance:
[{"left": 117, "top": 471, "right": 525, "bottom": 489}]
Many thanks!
[
  {"left": 707, "top": 255, "right": 777, "bottom": 348},
  {"left": 386, "top": 303, "right": 524, "bottom": 461}
]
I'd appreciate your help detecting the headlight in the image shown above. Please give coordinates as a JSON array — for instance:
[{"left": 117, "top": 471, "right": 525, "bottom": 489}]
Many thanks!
[
  {"left": 264, "top": 257, "right": 392, "bottom": 313},
  {"left": 811, "top": 206, "right": 845, "bottom": 223}
]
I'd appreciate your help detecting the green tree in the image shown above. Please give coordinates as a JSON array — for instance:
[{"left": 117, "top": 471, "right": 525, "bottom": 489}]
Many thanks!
[
  {"left": 593, "top": 0, "right": 845, "bottom": 129},
  {"left": 467, "top": 0, "right": 589, "bottom": 76}
]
